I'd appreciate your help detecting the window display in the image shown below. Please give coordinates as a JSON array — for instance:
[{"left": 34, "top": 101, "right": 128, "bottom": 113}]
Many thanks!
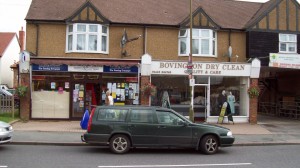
[{"left": 151, "top": 75, "right": 247, "bottom": 118}]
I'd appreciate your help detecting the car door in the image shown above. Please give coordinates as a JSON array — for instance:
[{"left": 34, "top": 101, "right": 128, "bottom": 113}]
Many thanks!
[
  {"left": 156, "top": 110, "right": 193, "bottom": 147},
  {"left": 127, "top": 108, "right": 159, "bottom": 146}
]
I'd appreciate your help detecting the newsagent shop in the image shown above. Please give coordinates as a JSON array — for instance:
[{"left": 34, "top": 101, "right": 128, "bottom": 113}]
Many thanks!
[
  {"left": 29, "top": 58, "right": 140, "bottom": 119},
  {"left": 141, "top": 55, "right": 261, "bottom": 123}
]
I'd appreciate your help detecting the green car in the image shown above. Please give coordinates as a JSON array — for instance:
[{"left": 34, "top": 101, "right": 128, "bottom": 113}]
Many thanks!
[{"left": 81, "top": 106, "right": 234, "bottom": 154}]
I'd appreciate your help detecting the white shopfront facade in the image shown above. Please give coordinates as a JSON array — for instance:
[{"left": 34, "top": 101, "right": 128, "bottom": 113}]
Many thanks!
[{"left": 142, "top": 54, "right": 260, "bottom": 123}]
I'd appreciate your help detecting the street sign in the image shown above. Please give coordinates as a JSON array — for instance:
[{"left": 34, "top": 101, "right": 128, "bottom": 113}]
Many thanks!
[{"left": 189, "top": 79, "right": 195, "bottom": 86}]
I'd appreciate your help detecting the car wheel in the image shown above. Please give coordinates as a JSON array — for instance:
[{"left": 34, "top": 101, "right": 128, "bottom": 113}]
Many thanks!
[
  {"left": 200, "top": 135, "right": 219, "bottom": 155},
  {"left": 110, "top": 134, "right": 131, "bottom": 154}
]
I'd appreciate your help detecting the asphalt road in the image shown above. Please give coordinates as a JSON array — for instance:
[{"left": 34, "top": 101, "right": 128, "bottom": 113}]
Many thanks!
[{"left": 0, "top": 145, "right": 300, "bottom": 168}]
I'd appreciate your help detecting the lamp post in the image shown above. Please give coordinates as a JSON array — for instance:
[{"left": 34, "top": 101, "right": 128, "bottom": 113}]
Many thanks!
[{"left": 188, "top": 0, "right": 194, "bottom": 122}]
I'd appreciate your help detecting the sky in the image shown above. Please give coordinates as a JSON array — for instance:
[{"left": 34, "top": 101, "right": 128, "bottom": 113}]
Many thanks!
[
  {"left": 0, "top": 0, "right": 32, "bottom": 33},
  {"left": 0, "top": 0, "right": 299, "bottom": 34}
]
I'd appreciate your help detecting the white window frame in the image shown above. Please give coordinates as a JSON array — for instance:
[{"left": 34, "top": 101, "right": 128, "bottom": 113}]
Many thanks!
[
  {"left": 279, "top": 33, "right": 297, "bottom": 53},
  {"left": 66, "top": 23, "right": 109, "bottom": 54},
  {"left": 178, "top": 29, "right": 216, "bottom": 57}
]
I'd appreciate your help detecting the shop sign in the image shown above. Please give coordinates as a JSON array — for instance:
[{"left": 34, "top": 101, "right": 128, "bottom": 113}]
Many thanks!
[
  {"left": 151, "top": 61, "right": 251, "bottom": 76},
  {"left": 104, "top": 65, "right": 138, "bottom": 73},
  {"left": 68, "top": 65, "right": 103, "bottom": 72},
  {"left": 269, "top": 53, "right": 300, "bottom": 69},
  {"left": 19, "top": 51, "right": 30, "bottom": 73},
  {"left": 32, "top": 64, "right": 68, "bottom": 71}
]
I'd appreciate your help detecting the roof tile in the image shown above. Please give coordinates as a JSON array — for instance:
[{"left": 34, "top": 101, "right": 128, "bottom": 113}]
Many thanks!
[
  {"left": 26, "top": 0, "right": 267, "bottom": 29},
  {"left": 0, "top": 33, "right": 16, "bottom": 57}
]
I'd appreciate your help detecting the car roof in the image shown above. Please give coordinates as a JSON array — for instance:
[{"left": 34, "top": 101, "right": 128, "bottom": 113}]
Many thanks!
[{"left": 95, "top": 106, "right": 172, "bottom": 111}]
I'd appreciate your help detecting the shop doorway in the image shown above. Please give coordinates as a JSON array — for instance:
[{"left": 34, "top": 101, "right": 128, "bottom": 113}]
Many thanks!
[
  {"left": 193, "top": 77, "right": 210, "bottom": 122},
  {"left": 71, "top": 83, "right": 101, "bottom": 118}
]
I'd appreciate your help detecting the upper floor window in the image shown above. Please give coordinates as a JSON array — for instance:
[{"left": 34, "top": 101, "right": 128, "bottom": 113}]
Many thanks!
[
  {"left": 66, "top": 23, "right": 109, "bottom": 53},
  {"left": 279, "top": 34, "right": 297, "bottom": 53},
  {"left": 178, "top": 29, "right": 216, "bottom": 57}
]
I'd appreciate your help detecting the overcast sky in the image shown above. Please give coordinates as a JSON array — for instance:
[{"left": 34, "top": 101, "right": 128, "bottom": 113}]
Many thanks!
[{"left": 1, "top": 0, "right": 298, "bottom": 34}]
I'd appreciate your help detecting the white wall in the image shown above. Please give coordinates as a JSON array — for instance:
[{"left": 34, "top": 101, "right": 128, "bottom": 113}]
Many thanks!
[{"left": 0, "top": 34, "right": 20, "bottom": 88}]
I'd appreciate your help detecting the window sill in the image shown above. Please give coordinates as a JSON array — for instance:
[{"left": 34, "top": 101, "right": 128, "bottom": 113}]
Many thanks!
[{"left": 66, "top": 51, "right": 109, "bottom": 54}]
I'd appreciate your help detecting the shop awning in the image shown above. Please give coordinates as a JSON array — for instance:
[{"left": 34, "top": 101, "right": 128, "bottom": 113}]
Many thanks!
[{"left": 30, "top": 58, "right": 140, "bottom": 66}]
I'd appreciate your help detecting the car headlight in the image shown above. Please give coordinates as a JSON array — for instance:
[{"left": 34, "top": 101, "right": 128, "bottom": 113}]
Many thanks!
[{"left": 227, "top": 131, "right": 233, "bottom": 137}]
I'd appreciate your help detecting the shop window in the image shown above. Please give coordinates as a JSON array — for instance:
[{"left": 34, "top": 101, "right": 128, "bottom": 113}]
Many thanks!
[
  {"left": 66, "top": 23, "right": 109, "bottom": 54},
  {"left": 279, "top": 34, "right": 297, "bottom": 53},
  {"left": 151, "top": 75, "right": 247, "bottom": 117},
  {"left": 32, "top": 73, "right": 71, "bottom": 92},
  {"left": 178, "top": 29, "right": 216, "bottom": 57},
  {"left": 31, "top": 72, "right": 71, "bottom": 119}
]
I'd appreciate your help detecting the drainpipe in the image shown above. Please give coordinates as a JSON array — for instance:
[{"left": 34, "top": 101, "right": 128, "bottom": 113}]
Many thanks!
[
  {"left": 143, "top": 26, "right": 147, "bottom": 54},
  {"left": 35, "top": 24, "right": 39, "bottom": 56},
  {"left": 228, "top": 30, "right": 232, "bottom": 62}
]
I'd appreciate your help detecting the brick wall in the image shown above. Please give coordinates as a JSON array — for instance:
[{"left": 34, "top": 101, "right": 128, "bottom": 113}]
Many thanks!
[
  {"left": 19, "top": 73, "right": 30, "bottom": 120},
  {"left": 249, "top": 78, "right": 258, "bottom": 124}
]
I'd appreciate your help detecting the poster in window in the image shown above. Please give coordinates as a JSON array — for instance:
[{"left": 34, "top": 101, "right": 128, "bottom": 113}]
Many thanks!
[
  {"left": 79, "top": 84, "right": 84, "bottom": 91},
  {"left": 112, "top": 83, "right": 117, "bottom": 98},
  {"left": 58, "top": 87, "right": 63, "bottom": 94},
  {"left": 128, "top": 88, "right": 134, "bottom": 99},
  {"left": 116, "top": 89, "right": 121, "bottom": 101},
  {"left": 51, "top": 82, "right": 56, "bottom": 89},
  {"left": 107, "top": 83, "right": 112, "bottom": 92},
  {"left": 73, "top": 90, "right": 79, "bottom": 102},
  {"left": 79, "top": 101, "right": 84, "bottom": 107},
  {"left": 79, "top": 91, "right": 84, "bottom": 98},
  {"left": 121, "top": 89, "right": 125, "bottom": 101},
  {"left": 75, "top": 84, "right": 80, "bottom": 90},
  {"left": 65, "top": 82, "right": 69, "bottom": 89}
]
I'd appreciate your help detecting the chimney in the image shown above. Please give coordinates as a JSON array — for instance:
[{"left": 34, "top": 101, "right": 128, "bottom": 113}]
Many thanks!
[{"left": 19, "top": 27, "right": 25, "bottom": 52}]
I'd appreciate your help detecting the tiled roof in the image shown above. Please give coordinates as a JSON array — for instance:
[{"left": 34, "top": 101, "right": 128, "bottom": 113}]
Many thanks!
[
  {"left": 26, "top": 0, "right": 269, "bottom": 29},
  {"left": 0, "top": 33, "right": 16, "bottom": 58},
  {"left": 244, "top": 0, "right": 279, "bottom": 28}
]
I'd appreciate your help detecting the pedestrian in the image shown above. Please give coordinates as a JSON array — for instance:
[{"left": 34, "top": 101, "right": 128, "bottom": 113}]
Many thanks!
[{"left": 105, "top": 90, "right": 114, "bottom": 105}]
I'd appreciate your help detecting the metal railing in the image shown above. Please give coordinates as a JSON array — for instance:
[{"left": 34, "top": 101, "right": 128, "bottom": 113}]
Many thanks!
[{"left": 259, "top": 101, "right": 300, "bottom": 120}]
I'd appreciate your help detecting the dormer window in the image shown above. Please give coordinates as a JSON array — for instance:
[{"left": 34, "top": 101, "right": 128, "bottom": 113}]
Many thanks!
[
  {"left": 66, "top": 23, "right": 109, "bottom": 53},
  {"left": 279, "top": 34, "right": 297, "bottom": 53},
  {"left": 178, "top": 29, "right": 216, "bottom": 57}
]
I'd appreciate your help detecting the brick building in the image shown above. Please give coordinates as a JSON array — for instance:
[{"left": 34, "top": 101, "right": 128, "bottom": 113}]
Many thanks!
[{"left": 20, "top": 0, "right": 300, "bottom": 123}]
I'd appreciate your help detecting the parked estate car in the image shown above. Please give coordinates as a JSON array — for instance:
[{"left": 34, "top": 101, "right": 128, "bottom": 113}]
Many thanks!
[
  {"left": 82, "top": 106, "right": 234, "bottom": 154},
  {"left": 0, "top": 121, "right": 13, "bottom": 144}
]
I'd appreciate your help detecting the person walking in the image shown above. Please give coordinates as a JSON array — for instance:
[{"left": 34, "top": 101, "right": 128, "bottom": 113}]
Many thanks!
[{"left": 105, "top": 90, "right": 114, "bottom": 105}]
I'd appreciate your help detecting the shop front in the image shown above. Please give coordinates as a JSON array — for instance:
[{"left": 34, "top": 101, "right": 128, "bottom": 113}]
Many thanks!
[
  {"left": 145, "top": 59, "right": 260, "bottom": 123},
  {"left": 30, "top": 59, "right": 140, "bottom": 119}
]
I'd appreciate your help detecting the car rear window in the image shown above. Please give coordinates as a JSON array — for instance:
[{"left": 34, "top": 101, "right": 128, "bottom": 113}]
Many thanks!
[
  {"left": 97, "top": 109, "right": 128, "bottom": 121},
  {"left": 129, "top": 109, "right": 153, "bottom": 123}
]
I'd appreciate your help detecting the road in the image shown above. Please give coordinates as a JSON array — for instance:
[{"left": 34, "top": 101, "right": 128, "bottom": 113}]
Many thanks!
[{"left": 0, "top": 145, "right": 300, "bottom": 168}]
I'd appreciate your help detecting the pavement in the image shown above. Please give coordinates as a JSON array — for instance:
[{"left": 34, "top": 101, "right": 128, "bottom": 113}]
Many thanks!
[{"left": 8, "top": 115, "right": 300, "bottom": 146}]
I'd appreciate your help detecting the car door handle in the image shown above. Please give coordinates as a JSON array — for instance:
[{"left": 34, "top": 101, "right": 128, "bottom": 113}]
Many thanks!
[
  {"left": 129, "top": 124, "right": 136, "bottom": 127},
  {"left": 158, "top": 125, "right": 166, "bottom": 128}
]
